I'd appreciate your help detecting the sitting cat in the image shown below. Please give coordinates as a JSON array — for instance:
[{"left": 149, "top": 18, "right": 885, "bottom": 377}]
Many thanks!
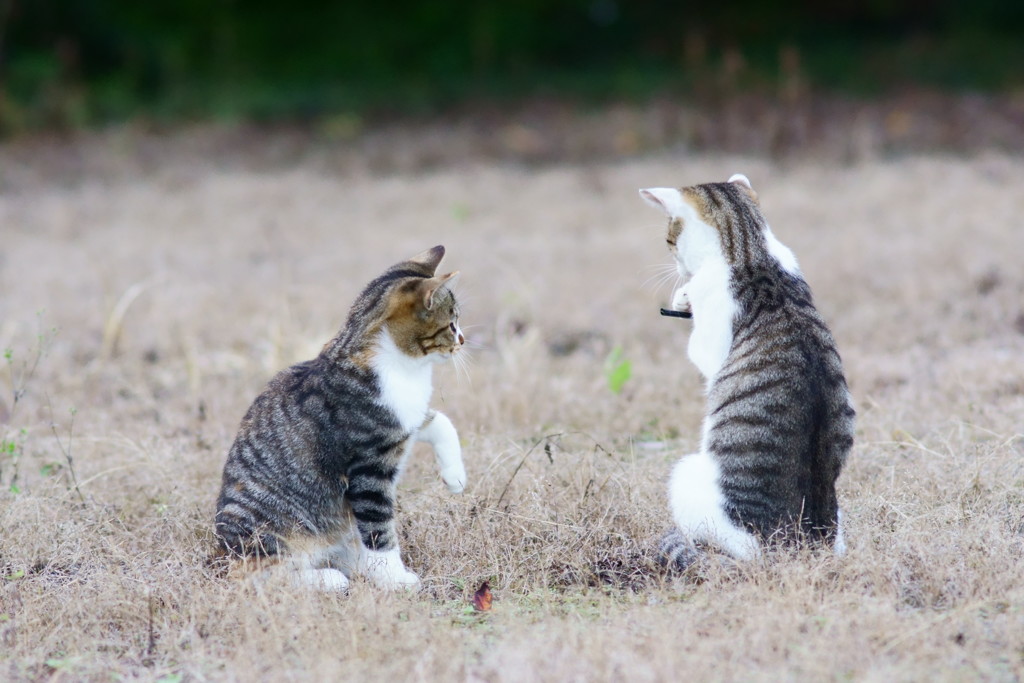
[
  {"left": 640, "top": 174, "right": 855, "bottom": 569},
  {"left": 214, "top": 245, "right": 466, "bottom": 591}
]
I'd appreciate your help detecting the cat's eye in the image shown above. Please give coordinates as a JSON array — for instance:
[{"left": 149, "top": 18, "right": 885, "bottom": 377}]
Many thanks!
[{"left": 449, "top": 322, "right": 457, "bottom": 333}]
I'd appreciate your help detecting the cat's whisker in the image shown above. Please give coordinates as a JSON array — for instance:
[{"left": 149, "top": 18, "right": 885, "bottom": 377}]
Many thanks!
[
  {"left": 643, "top": 267, "right": 684, "bottom": 298},
  {"left": 452, "top": 349, "right": 473, "bottom": 386},
  {"left": 640, "top": 271, "right": 670, "bottom": 290},
  {"left": 659, "top": 271, "right": 683, "bottom": 294},
  {"left": 639, "top": 262, "right": 679, "bottom": 291}
]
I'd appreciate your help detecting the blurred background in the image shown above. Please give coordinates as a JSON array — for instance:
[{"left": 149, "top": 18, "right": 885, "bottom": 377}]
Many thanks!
[{"left": 2, "top": 0, "right": 1024, "bottom": 153}]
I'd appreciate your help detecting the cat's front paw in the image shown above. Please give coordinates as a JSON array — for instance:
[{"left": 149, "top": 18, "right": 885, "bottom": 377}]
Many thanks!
[
  {"left": 369, "top": 566, "right": 420, "bottom": 590},
  {"left": 361, "top": 549, "right": 421, "bottom": 590},
  {"left": 440, "top": 464, "right": 466, "bottom": 494},
  {"left": 671, "top": 286, "right": 692, "bottom": 315}
]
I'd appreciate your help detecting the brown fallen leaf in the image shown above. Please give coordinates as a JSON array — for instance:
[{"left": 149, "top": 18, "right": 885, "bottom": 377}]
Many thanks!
[{"left": 472, "top": 580, "right": 492, "bottom": 612}]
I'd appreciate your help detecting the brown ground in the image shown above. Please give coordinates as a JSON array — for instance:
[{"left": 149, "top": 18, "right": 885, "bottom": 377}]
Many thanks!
[{"left": 1, "top": 121, "right": 1023, "bottom": 681}]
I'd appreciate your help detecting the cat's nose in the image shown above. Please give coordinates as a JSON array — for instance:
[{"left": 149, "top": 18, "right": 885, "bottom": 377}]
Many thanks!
[{"left": 457, "top": 332, "right": 465, "bottom": 346}]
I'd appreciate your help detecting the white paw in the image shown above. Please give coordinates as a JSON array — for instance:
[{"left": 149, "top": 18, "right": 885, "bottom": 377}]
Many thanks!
[
  {"left": 379, "top": 567, "right": 421, "bottom": 590},
  {"left": 671, "top": 286, "right": 692, "bottom": 315},
  {"left": 419, "top": 412, "right": 466, "bottom": 494},
  {"left": 441, "top": 465, "right": 466, "bottom": 494},
  {"left": 297, "top": 568, "right": 351, "bottom": 593},
  {"left": 251, "top": 566, "right": 351, "bottom": 594},
  {"left": 361, "top": 548, "right": 421, "bottom": 590}
]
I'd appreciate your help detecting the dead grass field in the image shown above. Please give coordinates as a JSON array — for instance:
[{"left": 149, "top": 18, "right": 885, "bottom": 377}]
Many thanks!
[{"left": 1, "top": 128, "right": 1023, "bottom": 681}]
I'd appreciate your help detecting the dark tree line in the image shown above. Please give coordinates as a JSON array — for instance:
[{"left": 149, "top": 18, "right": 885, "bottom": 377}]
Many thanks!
[{"left": 1, "top": 0, "right": 1022, "bottom": 130}]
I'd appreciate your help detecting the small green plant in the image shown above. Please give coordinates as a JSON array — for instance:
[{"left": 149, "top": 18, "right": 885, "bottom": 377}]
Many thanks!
[
  {"left": 603, "top": 346, "right": 632, "bottom": 394},
  {"left": 4, "top": 318, "right": 57, "bottom": 410},
  {"left": 2, "top": 315, "right": 63, "bottom": 495},
  {"left": 39, "top": 462, "right": 61, "bottom": 477},
  {"left": 44, "top": 655, "right": 79, "bottom": 673},
  {"left": 1, "top": 429, "right": 26, "bottom": 493}
]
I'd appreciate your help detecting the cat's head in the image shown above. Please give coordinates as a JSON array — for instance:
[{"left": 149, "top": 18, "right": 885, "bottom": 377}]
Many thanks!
[
  {"left": 640, "top": 174, "right": 792, "bottom": 277},
  {"left": 379, "top": 245, "right": 465, "bottom": 363}
]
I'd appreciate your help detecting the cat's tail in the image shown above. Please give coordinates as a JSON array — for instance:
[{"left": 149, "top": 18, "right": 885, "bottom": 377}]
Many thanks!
[
  {"left": 802, "top": 386, "right": 856, "bottom": 548},
  {"left": 659, "top": 528, "right": 742, "bottom": 579},
  {"left": 658, "top": 528, "right": 701, "bottom": 573},
  {"left": 214, "top": 514, "right": 282, "bottom": 559}
]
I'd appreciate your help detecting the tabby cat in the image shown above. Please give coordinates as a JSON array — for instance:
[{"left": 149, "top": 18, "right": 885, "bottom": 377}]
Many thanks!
[
  {"left": 214, "top": 245, "right": 466, "bottom": 591},
  {"left": 639, "top": 174, "right": 855, "bottom": 569}
]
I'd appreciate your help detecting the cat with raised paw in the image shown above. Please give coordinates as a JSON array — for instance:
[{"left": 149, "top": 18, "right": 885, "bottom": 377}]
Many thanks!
[
  {"left": 215, "top": 245, "right": 466, "bottom": 591},
  {"left": 640, "top": 175, "right": 855, "bottom": 571}
]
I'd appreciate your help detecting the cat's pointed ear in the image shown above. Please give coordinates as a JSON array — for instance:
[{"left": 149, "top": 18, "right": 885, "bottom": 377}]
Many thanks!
[
  {"left": 639, "top": 188, "right": 685, "bottom": 216},
  {"left": 409, "top": 245, "right": 446, "bottom": 274},
  {"left": 729, "top": 173, "right": 759, "bottom": 203},
  {"left": 422, "top": 271, "right": 459, "bottom": 309}
]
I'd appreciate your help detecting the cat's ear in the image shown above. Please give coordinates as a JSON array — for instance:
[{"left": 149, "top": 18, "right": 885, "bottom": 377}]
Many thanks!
[
  {"left": 728, "top": 173, "right": 759, "bottom": 203},
  {"left": 409, "top": 245, "right": 446, "bottom": 274},
  {"left": 422, "top": 271, "right": 459, "bottom": 309},
  {"left": 639, "top": 188, "right": 685, "bottom": 217}
]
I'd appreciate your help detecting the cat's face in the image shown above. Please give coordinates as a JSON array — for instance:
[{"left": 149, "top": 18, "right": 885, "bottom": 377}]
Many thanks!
[
  {"left": 384, "top": 247, "right": 465, "bottom": 363},
  {"left": 640, "top": 174, "right": 760, "bottom": 277}
]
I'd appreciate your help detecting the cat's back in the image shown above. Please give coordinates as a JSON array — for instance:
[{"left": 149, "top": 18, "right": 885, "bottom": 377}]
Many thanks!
[
  {"left": 708, "top": 261, "right": 855, "bottom": 537},
  {"left": 231, "top": 357, "right": 371, "bottom": 448},
  {"left": 728, "top": 263, "right": 844, "bottom": 384}
]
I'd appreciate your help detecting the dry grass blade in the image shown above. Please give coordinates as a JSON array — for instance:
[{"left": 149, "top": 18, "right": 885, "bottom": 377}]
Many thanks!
[{"left": 101, "top": 279, "right": 157, "bottom": 359}]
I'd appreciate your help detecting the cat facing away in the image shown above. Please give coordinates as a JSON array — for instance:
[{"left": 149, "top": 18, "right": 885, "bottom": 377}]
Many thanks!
[
  {"left": 639, "top": 174, "right": 855, "bottom": 569},
  {"left": 214, "top": 245, "right": 466, "bottom": 591}
]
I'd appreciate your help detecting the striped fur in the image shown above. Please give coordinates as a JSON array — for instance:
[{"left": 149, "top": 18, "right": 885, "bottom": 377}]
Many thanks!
[
  {"left": 214, "top": 245, "right": 466, "bottom": 590},
  {"left": 640, "top": 175, "right": 855, "bottom": 571}
]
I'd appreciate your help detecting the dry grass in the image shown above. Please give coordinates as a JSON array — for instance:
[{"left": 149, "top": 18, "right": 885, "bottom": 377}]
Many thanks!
[{"left": 1, "top": 132, "right": 1023, "bottom": 681}]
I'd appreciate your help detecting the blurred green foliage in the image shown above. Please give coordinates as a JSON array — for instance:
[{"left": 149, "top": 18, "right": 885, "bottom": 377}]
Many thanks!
[{"left": 1, "top": 0, "right": 1023, "bottom": 133}]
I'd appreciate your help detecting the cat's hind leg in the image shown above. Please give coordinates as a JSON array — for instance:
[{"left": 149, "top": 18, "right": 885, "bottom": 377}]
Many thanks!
[
  {"left": 278, "top": 539, "right": 354, "bottom": 593},
  {"left": 292, "top": 567, "right": 351, "bottom": 592},
  {"left": 416, "top": 410, "right": 466, "bottom": 494},
  {"left": 668, "top": 450, "right": 761, "bottom": 561},
  {"left": 241, "top": 552, "right": 352, "bottom": 593},
  {"left": 323, "top": 512, "right": 363, "bottom": 578}
]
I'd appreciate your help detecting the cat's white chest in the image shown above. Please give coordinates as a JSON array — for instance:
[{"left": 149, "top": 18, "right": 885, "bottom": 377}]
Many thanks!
[{"left": 371, "top": 329, "right": 433, "bottom": 433}]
